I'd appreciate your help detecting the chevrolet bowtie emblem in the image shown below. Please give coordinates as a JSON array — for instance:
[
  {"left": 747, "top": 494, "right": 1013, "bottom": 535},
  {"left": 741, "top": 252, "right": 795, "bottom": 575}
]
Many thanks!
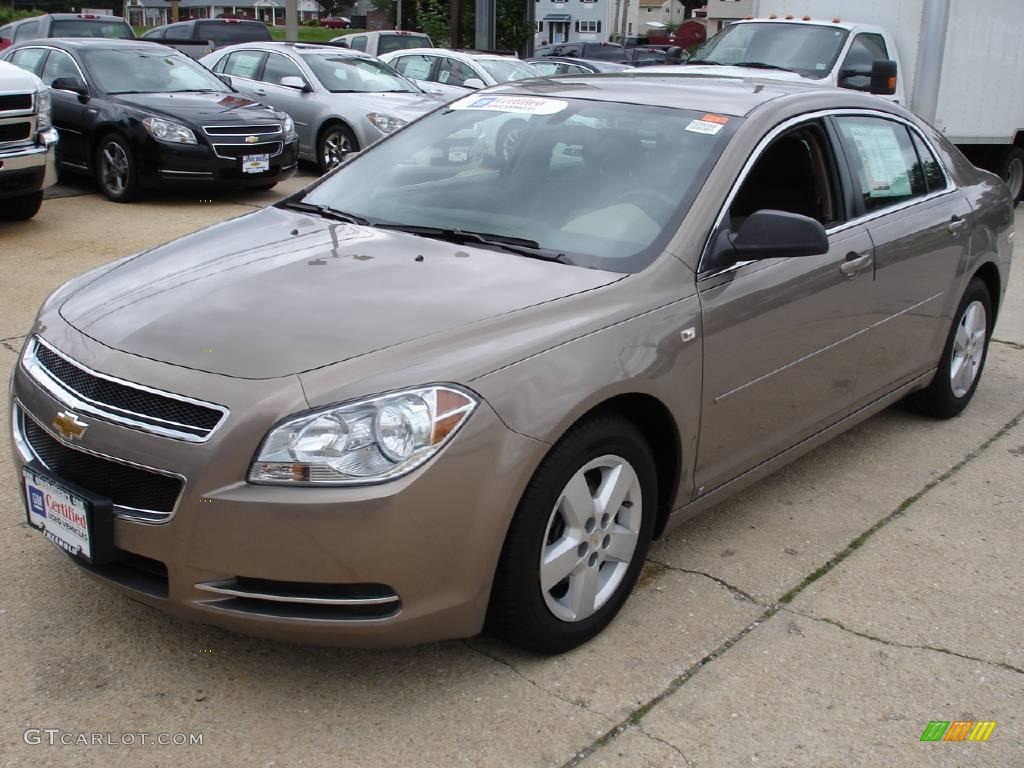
[
  {"left": 52, "top": 410, "right": 88, "bottom": 441},
  {"left": 245, "top": 135, "right": 259, "bottom": 144}
]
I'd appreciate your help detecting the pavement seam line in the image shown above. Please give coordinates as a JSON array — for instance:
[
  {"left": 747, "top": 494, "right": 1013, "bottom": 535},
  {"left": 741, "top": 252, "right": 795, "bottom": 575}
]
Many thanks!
[
  {"left": 782, "top": 607, "right": 1024, "bottom": 676},
  {"left": 555, "top": 405, "right": 1024, "bottom": 768},
  {"left": 992, "top": 337, "right": 1024, "bottom": 351},
  {"left": 462, "top": 640, "right": 618, "bottom": 723},
  {"left": 645, "top": 557, "right": 765, "bottom": 605}
]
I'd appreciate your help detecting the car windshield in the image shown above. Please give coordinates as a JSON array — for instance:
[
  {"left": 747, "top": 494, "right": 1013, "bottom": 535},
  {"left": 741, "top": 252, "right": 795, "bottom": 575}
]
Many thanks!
[
  {"left": 302, "top": 95, "right": 737, "bottom": 273},
  {"left": 376, "top": 34, "right": 430, "bottom": 54},
  {"left": 582, "top": 44, "right": 627, "bottom": 61},
  {"left": 478, "top": 59, "right": 541, "bottom": 83},
  {"left": 83, "top": 48, "right": 230, "bottom": 94},
  {"left": 50, "top": 19, "right": 134, "bottom": 38},
  {"left": 302, "top": 53, "right": 417, "bottom": 93},
  {"left": 688, "top": 22, "right": 849, "bottom": 79}
]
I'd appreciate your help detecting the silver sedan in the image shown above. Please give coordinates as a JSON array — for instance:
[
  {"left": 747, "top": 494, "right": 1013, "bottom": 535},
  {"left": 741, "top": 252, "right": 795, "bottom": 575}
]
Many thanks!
[{"left": 201, "top": 42, "right": 442, "bottom": 173}]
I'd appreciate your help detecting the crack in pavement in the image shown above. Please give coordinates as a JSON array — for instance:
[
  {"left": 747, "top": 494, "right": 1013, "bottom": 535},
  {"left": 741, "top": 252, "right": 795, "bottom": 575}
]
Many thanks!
[
  {"left": 782, "top": 607, "right": 1024, "bottom": 676},
  {"left": 645, "top": 558, "right": 765, "bottom": 606},
  {"left": 556, "top": 405, "right": 1024, "bottom": 768},
  {"left": 633, "top": 724, "right": 695, "bottom": 766},
  {"left": 462, "top": 640, "right": 618, "bottom": 723},
  {"left": 1, "top": 341, "right": 21, "bottom": 354},
  {"left": 992, "top": 337, "right": 1024, "bottom": 351}
]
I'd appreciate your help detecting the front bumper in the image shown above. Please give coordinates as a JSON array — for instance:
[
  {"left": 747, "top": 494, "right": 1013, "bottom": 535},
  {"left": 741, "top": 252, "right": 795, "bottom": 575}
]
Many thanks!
[
  {"left": 140, "top": 136, "right": 299, "bottom": 189},
  {"left": 0, "top": 128, "right": 58, "bottom": 200},
  {"left": 8, "top": 323, "right": 547, "bottom": 646}
]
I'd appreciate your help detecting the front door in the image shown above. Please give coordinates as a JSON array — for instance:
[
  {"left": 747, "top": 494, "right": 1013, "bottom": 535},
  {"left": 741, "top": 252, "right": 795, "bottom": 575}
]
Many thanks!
[
  {"left": 39, "top": 49, "right": 92, "bottom": 167},
  {"left": 549, "top": 22, "right": 569, "bottom": 43},
  {"left": 694, "top": 119, "right": 877, "bottom": 494}
]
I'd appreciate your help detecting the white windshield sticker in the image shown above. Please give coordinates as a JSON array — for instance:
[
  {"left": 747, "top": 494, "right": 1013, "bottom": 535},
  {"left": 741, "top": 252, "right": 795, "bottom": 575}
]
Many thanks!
[
  {"left": 450, "top": 95, "right": 568, "bottom": 115},
  {"left": 684, "top": 119, "right": 724, "bottom": 136},
  {"left": 844, "top": 122, "right": 912, "bottom": 198}
]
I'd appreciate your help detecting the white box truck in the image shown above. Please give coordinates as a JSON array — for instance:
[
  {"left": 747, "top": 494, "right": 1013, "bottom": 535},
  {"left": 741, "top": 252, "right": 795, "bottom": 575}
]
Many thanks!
[{"left": 683, "top": 0, "right": 1024, "bottom": 200}]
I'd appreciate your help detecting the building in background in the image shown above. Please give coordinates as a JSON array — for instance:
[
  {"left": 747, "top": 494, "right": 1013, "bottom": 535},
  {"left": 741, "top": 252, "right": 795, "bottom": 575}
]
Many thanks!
[
  {"left": 534, "top": 0, "right": 610, "bottom": 45},
  {"left": 126, "top": 0, "right": 323, "bottom": 27},
  {"left": 704, "top": 0, "right": 753, "bottom": 34}
]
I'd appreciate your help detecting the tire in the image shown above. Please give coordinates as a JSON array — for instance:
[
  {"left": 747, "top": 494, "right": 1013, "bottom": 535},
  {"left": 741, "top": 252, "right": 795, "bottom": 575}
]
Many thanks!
[
  {"left": 317, "top": 123, "right": 358, "bottom": 174},
  {"left": 94, "top": 133, "right": 141, "bottom": 202},
  {"left": 495, "top": 118, "right": 527, "bottom": 162},
  {"left": 994, "top": 145, "right": 1024, "bottom": 203},
  {"left": 908, "top": 277, "right": 993, "bottom": 419},
  {"left": 487, "top": 414, "right": 658, "bottom": 654},
  {"left": 0, "top": 191, "right": 43, "bottom": 221}
]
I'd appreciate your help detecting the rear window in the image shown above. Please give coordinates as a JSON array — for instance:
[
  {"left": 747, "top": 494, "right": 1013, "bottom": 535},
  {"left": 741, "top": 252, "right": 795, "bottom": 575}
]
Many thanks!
[
  {"left": 50, "top": 19, "right": 135, "bottom": 39},
  {"left": 196, "top": 21, "right": 270, "bottom": 45},
  {"left": 582, "top": 44, "right": 626, "bottom": 61},
  {"left": 376, "top": 33, "right": 430, "bottom": 54}
]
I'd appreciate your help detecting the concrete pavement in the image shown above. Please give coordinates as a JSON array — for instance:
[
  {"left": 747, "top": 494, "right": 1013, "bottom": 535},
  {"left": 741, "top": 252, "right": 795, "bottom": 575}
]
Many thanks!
[{"left": 0, "top": 178, "right": 1021, "bottom": 767}]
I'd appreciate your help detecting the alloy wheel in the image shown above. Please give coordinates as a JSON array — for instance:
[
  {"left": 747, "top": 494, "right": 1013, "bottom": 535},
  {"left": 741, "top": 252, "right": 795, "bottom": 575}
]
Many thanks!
[
  {"left": 950, "top": 299, "right": 987, "bottom": 398},
  {"left": 539, "top": 454, "right": 643, "bottom": 622},
  {"left": 99, "top": 141, "right": 130, "bottom": 196},
  {"left": 323, "top": 129, "right": 352, "bottom": 170},
  {"left": 500, "top": 126, "right": 524, "bottom": 161}
]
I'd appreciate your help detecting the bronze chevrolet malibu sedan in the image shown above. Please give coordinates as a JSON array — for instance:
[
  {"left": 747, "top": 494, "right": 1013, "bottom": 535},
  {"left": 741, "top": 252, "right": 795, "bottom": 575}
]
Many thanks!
[{"left": 9, "top": 75, "right": 1014, "bottom": 653}]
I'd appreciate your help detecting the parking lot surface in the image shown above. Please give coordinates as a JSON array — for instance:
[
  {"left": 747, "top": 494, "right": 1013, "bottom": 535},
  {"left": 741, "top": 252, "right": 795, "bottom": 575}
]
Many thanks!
[{"left": 1, "top": 175, "right": 1022, "bottom": 767}]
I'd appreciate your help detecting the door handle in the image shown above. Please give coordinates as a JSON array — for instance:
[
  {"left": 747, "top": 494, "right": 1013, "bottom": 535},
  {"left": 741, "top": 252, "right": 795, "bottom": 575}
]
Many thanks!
[
  {"left": 840, "top": 252, "right": 872, "bottom": 277},
  {"left": 948, "top": 216, "right": 969, "bottom": 238}
]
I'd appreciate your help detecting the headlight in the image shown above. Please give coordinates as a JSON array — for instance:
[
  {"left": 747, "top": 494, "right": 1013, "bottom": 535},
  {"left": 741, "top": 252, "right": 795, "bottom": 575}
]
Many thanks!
[
  {"left": 249, "top": 385, "right": 478, "bottom": 485},
  {"left": 35, "top": 87, "right": 52, "bottom": 132},
  {"left": 283, "top": 115, "right": 296, "bottom": 138},
  {"left": 142, "top": 117, "right": 197, "bottom": 144},
  {"left": 366, "top": 112, "right": 407, "bottom": 134}
]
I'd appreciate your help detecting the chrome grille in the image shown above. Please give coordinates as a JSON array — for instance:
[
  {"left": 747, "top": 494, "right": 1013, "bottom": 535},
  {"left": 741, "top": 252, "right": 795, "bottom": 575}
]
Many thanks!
[
  {"left": 24, "top": 336, "right": 228, "bottom": 443},
  {"left": 203, "top": 123, "right": 282, "bottom": 136},
  {"left": 14, "top": 405, "right": 184, "bottom": 522},
  {"left": 211, "top": 140, "right": 283, "bottom": 160}
]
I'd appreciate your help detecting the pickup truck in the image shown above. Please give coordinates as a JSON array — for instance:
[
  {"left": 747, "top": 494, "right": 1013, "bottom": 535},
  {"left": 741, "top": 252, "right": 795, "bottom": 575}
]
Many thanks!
[
  {"left": 140, "top": 18, "right": 271, "bottom": 60},
  {"left": 673, "top": 0, "right": 1024, "bottom": 201},
  {"left": 0, "top": 59, "right": 57, "bottom": 221}
]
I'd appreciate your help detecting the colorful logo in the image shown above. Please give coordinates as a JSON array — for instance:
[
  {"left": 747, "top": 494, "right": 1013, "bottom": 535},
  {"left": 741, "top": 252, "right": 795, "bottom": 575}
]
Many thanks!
[
  {"left": 920, "top": 721, "right": 996, "bottom": 742},
  {"left": 29, "top": 486, "right": 45, "bottom": 517}
]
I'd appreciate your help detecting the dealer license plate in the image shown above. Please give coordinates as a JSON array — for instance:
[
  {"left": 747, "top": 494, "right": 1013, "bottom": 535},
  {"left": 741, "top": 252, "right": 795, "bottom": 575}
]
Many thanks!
[
  {"left": 24, "top": 467, "right": 94, "bottom": 560},
  {"left": 242, "top": 154, "right": 270, "bottom": 174}
]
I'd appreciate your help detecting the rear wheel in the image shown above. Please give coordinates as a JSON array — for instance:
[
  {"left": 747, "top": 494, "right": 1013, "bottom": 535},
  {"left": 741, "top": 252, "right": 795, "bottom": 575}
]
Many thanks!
[
  {"left": 487, "top": 414, "right": 657, "bottom": 653},
  {"left": 0, "top": 191, "right": 43, "bottom": 221},
  {"left": 95, "top": 134, "right": 140, "bottom": 202},
  {"left": 994, "top": 146, "right": 1024, "bottom": 203},
  {"left": 908, "top": 277, "right": 992, "bottom": 418}
]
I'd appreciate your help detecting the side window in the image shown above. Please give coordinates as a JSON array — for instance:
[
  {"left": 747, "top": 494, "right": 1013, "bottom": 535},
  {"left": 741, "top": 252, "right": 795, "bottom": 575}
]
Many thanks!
[
  {"left": 14, "top": 20, "right": 40, "bottom": 42},
  {"left": 909, "top": 130, "right": 949, "bottom": 193},
  {"left": 222, "top": 50, "right": 266, "bottom": 80},
  {"left": 730, "top": 122, "right": 842, "bottom": 230},
  {"left": 437, "top": 57, "right": 476, "bottom": 87},
  {"left": 348, "top": 35, "right": 367, "bottom": 52},
  {"left": 40, "top": 50, "right": 81, "bottom": 88},
  {"left": 211, "top": 54, "right": 228, "bottom": 74},
  {"left": 164, "top": 24, "right": 193, "bottom": 42},
  {"left": 391, "top": 54, "right": 433, "bottom": 81},
  {"left": 840, "top": 33, "right": 888, "bottom": 91},
  {"left": 262, "top": 53, "right": 305, "bottom": 86},
  {"left": 141, "top": 28, "right": 164, "bottom": 40},
  {"left": 836, "top": 116, "right": 926, "bottom": 213},
  {"left": 10, "top": 47, "right": 47, "bottom": 76}
]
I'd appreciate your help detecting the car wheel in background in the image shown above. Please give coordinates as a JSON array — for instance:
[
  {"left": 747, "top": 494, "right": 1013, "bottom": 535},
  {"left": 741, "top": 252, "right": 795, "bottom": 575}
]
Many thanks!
[
  {"left": 0, "top": 191, "right": 43, "bottom": 221},
  {"left": 495, "top": 118, "right": 527, "bottom": 162},
  {"left": 995, "top": 146, "right": 1024, "bottom": 203},
  {"left": 487, "top": 414, "right": 657, "bottom": 653},
  {"left": 318, "top": 123, "right": 358, "bottom": 174},
  {"left": 908, "top": 277, "right": 993, "bottom": 418},
  {"left": 95, "top": 134, "right": 141, "bottom": 202}
]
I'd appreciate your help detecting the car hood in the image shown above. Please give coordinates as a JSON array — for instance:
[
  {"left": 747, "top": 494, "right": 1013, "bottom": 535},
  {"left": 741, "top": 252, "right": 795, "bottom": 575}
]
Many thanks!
[
  {"left": 58, "top": 206, "right": 622, "bottom": 379},
  {"left": 668, "top": 64, "right": 807, "bottom": 82},
  {"left": 108, "top": 91, "right": 283, "bottom": 123},
  {"left": 336, "top": 90, "right": 442, "bottom": 121}
]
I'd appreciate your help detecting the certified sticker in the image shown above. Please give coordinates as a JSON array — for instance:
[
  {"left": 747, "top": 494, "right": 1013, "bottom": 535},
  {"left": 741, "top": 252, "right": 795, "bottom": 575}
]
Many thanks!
[
  {"left": 451, "top": 95, "right": 568, "bottom": 116},
  {"left": 685, "top": 119, "right": 726, "bottom": 136}
]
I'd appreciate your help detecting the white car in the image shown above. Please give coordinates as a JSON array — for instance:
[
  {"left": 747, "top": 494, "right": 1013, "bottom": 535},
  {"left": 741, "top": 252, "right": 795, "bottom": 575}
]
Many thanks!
[
  {"left": 331, "top": 30, "right": 432, "bottom": 57},
  {"left": 379, "top": 48, "right": 541, "bottom": 101},
  {"left": 0, "top": 59, "right": 57, "bottom": 220}
]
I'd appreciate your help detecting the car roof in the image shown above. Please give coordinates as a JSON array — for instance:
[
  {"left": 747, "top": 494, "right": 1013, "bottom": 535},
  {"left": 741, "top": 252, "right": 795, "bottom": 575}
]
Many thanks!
[
  {"left": 730, "top": 17, "right": 888, "bottom": 36},
  {"left": 13, "top": 13, "right": 127, "bottom": 22},
  {"left": 490, "top": 71, "right": 892, "bottom": 118},
  {"left": 386, "top": 47, "right": 518, "bottom": 63},
  {"left": 215, "top": 41, "right": 370, "bottom": 58},
  {"left": 9, "top": 38, "right": 158, "bottom": 51}
]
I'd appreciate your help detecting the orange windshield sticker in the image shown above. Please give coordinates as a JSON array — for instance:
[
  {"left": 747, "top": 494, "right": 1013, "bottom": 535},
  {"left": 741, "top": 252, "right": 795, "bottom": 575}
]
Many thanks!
[{"left": 702, "top": 114, "right": 730, "bottom": 125}]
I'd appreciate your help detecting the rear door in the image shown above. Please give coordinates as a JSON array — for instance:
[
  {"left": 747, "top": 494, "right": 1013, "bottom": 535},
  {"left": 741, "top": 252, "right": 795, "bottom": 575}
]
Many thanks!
[
  {"left": 694, "top": 117, "right": 877, "bottom": 494},
  {"left": 218, "top": 48, "right": 268, "bottom": 98},
  {"left": 253, "top": 51, "right": 315, "bottom": 153},
  {"left": 38, "top": 48, "right": 92, "bottom": 166},
  {"left": 831, "top": 113, "right": 973, "bottom": 400}
]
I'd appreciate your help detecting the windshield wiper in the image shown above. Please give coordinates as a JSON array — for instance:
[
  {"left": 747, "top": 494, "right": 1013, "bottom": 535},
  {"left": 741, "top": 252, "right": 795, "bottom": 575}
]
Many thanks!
[
  {"left": 377, "top": 224, "right": 573, "bottom": 265},
  {"left": 279, "top": 200, "right": 371, "bottom": 226},
  {"left": 684, "top": 59, "right": 722, "bottom": 66},
  {"left": 731, "top": 61, "right": 796, "bottom": 72}
]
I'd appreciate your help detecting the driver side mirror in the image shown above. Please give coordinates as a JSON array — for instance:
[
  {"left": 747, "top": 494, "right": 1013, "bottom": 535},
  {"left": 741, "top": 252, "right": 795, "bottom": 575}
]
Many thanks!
[
  {"left": 666, "top": 46, "right": 684, "bottom": 63},
  {"left": 463, "top": 77, "right": 485, "bottom": 90},
  {"left": 709, "top": 210, "right": 829, "bottom": 270},
  {"left": 51, "top": 76, "right": 89, "bottom": 100},
  {"left": 280, "top": 75, "right": 312, "bottom": 92},
  {"left": 217, "top": 73, "right": 233, "bottom": 88}
]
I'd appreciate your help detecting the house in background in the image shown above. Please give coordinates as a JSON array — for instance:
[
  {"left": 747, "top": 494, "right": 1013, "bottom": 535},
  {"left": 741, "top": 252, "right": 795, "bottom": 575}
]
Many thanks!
[
  {"left": 126, "top": 0, "right": 323, "bottom": 28},
  {"left": 535, "top": 0, "right": 610, "bottom": 45},
  {"left": 705, "top": 0, "right": 753, "bottom": 34}
]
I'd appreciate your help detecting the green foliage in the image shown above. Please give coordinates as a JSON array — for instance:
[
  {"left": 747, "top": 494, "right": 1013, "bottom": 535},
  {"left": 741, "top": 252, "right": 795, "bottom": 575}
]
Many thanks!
[{"left": 0, "top": 8, "right": 44, "bottom": 26}]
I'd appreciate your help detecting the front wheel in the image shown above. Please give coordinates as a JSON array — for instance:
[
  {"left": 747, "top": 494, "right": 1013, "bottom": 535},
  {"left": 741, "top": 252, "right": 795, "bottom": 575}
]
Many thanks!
[
  {"left": 95, "top": 134, "right": 140, "bottom": 202},
  {"left": 317, "top": 123, "right": 358, "bottom": 174},
  {"left": 487, "top": 414, "right": 657, "bottom": 653},
  {"left": 908, "top": 277, "right": 992, "bottom": 418}
]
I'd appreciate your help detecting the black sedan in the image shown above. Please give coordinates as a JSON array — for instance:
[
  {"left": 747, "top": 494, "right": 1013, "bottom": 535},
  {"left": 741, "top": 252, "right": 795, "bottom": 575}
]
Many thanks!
[
  {"left": 3, "top": 39, "right": 298, "bottom": 201},
  {"left": 524, "top": 57, "right": 633, "bottom": 75}
]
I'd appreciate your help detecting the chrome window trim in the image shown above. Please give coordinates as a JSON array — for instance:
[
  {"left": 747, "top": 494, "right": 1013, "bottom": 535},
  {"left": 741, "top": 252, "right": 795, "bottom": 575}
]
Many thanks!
[
  {"left": 12, "top": 401, "right": 186, "bottom": 524},
  {"left": 13, "top": 45, "right": 90, "bottom": 94},
  {"left": 24, "top": 335, "right": 228, "bottom": 443},
  {"left": 697, "top": 107, "right": 956, "bottom": 279}
]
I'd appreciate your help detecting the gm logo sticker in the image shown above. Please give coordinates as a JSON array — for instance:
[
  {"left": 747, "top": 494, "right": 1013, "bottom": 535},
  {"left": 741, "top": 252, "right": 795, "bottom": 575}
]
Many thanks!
[{"left": 29, "top": 486, "right": 45, "bottom": 517}]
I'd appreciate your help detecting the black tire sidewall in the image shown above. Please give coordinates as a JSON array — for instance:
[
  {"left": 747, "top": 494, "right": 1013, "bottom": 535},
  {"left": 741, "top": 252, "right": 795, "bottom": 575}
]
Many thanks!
[
  {"left": 488, "top": 415, "right": 658, "bottom": 653},
  {"left": 0, "top": 191, "right": 43, "bottom": 221},
  {"left": 95, "top": 134, "right": 139, "bottom": 202}
]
